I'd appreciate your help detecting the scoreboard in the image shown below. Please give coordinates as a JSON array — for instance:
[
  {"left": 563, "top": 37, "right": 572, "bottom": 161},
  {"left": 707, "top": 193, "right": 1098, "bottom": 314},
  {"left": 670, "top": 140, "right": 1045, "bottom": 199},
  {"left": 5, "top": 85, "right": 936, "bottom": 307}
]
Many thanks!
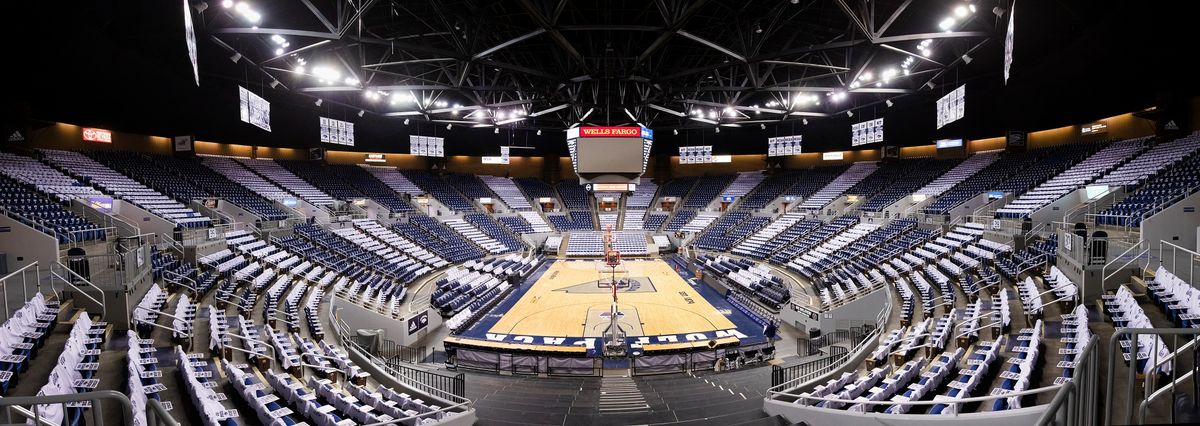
[{"left": 567, "top": 126, "right": 653, "bottom": 184}]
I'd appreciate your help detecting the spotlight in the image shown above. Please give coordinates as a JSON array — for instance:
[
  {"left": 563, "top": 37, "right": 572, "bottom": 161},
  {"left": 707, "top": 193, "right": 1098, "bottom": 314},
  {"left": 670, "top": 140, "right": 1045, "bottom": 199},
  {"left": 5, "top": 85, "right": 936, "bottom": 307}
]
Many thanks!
[
  {"left": 294, "top": 65, "right": 305, "bottom": 74},
  {"left": 537, "top": 130, "right": 542, "bottom": 136},
  {"left": 229, "top": 52, "right": 242, "bottom": 63},
  {"left": 802, "top": 119, "right": 808, "bottom": 125},
  {"left": 221, "top": 0, "right": 233, "bottom": 7},
  {"left": 715, "top": 127, "right": 720, "bottom": 133},
  {"left": 344, "top": 77, "right": 359, "bottom": 86},
  {"left": 754, "top": 24, "right": 763, "bottom": 34},
  {"left": 886, "top": 99, "right": 894, "bottom": 107},
  {"left": 268, "top": 80, "right": 279, "bottom": 89},
  {"left": 275, "top": 48, "right": 284, "bottom": 55},
  {"left": 847, "top": 110, "right": 853, "bottom": 117},
  {"left": 962, "top": 54, "right": 973, "bottom": 64},
  {"left": 673, "top": 129, "right": 679, "bottom": 135},
  {"left": 357, "top": 110, "right": 365, "bottom": 117},
  {"left": 404, "top": 119, "right": 410, "bottom": 125},
  {"left": 494, "top": 128, "right": 500, "bottom": 134},
  {"left": 447, "top": 123, "right": 452, "bottom": 130},
  {"left": 314, "top": 98, "right": 322, "bottom": 106},
  {"left": 760, "top": 123, "right": 766, "bottom": 130},
  {"left": 954, "top": 5, "right": 970, "bottom": 18},
  {"left": 939, "top": 17, "right": 956, "bottom": 31}
]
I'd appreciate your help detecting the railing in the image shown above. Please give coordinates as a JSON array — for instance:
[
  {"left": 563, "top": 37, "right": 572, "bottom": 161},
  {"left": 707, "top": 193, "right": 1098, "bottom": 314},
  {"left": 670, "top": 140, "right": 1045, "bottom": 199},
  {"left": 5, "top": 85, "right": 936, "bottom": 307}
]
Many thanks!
[
  {"left": 144, "top": 399, "right": 180, "bottom": 426},
  {"left": 368, "top": 337, "right": 428, "bottom": 364},
  {"left": 1096, "top": 240, "right": 1151, "bottom": 298},
  {"left": 1104, "top": 328, "right": 1200, "bottom": 425},
  {"left": 769, "top": 292, "right": 890, "bottom": 391},
  {"left": 330, "top": 306, "right": 472, "bottom": 415},
  {"left": 0, "top": 262, "right": 42, "bottom": 322},
  {"left": 767, "top": 335, "right": 1100, "bottom": 425},
  {"left": 1158, "top": 240, "right": 1199, "bottom": 286},
  {"left": 48, "top": 262, "right": 106, "bottom": 320},
  {"left": 0, "top": 390, "right": 133, "bottom": 426}
]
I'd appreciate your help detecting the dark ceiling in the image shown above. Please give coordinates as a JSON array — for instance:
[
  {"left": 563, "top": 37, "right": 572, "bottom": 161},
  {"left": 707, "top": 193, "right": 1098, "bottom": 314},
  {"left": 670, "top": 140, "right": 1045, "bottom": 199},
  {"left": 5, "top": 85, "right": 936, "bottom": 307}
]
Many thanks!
[{"left": 1, "top": 0, "right": 1196, "bottom": 156}]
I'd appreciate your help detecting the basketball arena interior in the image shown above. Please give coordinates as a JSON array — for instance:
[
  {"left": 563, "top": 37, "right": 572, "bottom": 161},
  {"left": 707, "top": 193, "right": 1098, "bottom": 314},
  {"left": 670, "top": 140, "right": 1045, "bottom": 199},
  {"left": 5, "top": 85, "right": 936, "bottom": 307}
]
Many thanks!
[{"left": 0, "top": 1, "right": 1197, "bottom": 425}]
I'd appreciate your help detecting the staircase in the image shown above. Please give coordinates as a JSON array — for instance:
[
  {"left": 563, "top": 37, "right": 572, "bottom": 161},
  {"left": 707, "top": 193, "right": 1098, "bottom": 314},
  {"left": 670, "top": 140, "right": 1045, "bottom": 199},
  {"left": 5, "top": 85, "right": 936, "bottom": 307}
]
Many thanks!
[{"left": 599, "top": 376, "right": 650, "bottom": 413}]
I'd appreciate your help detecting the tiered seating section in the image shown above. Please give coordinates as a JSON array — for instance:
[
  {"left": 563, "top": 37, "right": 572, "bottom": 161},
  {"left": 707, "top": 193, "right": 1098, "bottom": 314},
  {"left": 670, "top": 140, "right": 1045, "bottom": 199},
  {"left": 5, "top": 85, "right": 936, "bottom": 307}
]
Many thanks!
[
  {"left": 995, "top": 138, "right": 1145, "bottom": 217},
  {"left": 0, "top": 175, "right": 106, "bottom": 243},
  {"left": 916, "top": 152, "right": 999, "bottom": 197},
  {"left": 479, "top": 175, "right": 533, "bottom": 210},
  {"left": 326, "top": 164, "right": 415, "bottom": 212},
  {"left": 857, "top": 159, "right": 959, "bottom": 212},
  {"left": 151, "top": 155, "right": 289, "bottom": 220},
  {"left": 1096, "top": 135, "right": 1200, "bottom": 226},
  {"left": 40, "top": 149, "right": 211, "bottom": 228},
  {"left": 239, "top": 158, "right": 336, "bottom": 206},
  {"left": 404, "top": 170, "right": 476, "bottom": 212},
  {"left": 565, "top": 231, "right": 648, "bottom": 256},
  {"left": 682, "top": 175, "right": 734, "bottom": 209},
  {"left": 799, "top": 163, "right": 878, "bottom": 210}
]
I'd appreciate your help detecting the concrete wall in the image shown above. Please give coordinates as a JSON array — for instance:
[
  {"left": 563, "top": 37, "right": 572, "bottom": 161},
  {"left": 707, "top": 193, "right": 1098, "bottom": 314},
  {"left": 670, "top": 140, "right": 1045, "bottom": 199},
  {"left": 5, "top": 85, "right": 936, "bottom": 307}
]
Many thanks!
[
  {"left": 1142, "top": 190, "right": 1200, "bottom": 252},
  {"left": 818, "top": 286, "right": 890, "bottom": 332},
  {"left": 330, "top": 295, "right": 443, "bottom": 346},
  {"left": 0, "top": 214, "right": 59, "bottom": 271}
]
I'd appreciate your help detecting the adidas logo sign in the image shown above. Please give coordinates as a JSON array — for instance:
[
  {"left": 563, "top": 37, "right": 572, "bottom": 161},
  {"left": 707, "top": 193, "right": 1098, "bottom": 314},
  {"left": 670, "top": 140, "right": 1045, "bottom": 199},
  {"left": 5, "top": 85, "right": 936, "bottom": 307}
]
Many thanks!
[
  {"left": 1165, "top": 120, "right": 1179, "bottom": 131},
  {"left": 6, "top": 131, "right": 22, "bottom": 142}
]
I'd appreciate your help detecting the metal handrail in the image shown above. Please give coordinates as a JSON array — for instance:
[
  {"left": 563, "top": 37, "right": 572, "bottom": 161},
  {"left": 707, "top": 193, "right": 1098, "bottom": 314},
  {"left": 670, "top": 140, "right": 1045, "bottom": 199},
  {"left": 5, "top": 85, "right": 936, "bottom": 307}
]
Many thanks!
[
  {"left": 0, "top": 262, "right": 42, "bottom": 322},
  {"left": 49, "top": 263, "right": 105, "bottom": 320},
  {"left": 0, "top": 390, "right": 133, "bottom": 426},
  {"left": 132, "top": 305, "right": 194, "bottom": 349},
  {"left": 145, "top": 399, "right": 180, "bottom": 426},
  {"left": 1105, "top": 327, "right": 1200, "bottom": 425},
  {"left": 766, "top": 335, "right": 1099, "bottom": 424}
]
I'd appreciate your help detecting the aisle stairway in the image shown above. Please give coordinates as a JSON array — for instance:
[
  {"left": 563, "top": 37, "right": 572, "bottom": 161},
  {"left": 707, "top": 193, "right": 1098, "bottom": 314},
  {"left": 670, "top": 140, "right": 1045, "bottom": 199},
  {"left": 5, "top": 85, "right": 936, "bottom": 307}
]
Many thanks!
[
  {"left": 463, "top": 368, "right": 787, "bottom": 425},
  {"left": 799, "top": 163, "right": 878, "bottom": 210}
]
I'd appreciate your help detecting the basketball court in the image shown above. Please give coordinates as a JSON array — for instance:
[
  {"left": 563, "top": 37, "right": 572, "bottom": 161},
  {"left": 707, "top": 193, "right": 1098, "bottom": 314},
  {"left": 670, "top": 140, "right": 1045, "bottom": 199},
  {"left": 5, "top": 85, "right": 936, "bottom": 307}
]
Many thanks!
[{"left": 487, "top": 259, "right": 737, "bottom": 339}]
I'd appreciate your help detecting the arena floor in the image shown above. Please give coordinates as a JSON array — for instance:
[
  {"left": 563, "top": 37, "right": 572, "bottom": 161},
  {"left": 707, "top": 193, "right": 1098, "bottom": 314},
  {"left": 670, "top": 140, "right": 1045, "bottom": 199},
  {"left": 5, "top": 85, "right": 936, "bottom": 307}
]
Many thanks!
[
  {"left": 489, "top": 259, "right": 737, "bottom": 337},
  {"left": 454, "top": 257, "right": 768, "bottom": 353}
]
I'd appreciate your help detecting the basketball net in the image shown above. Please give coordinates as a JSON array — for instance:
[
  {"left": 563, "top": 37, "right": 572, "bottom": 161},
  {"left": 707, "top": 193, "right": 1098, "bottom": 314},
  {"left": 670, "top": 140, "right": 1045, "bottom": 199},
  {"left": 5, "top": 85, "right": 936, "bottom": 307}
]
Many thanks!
[{"left": 602, "top": 224, "right": 621, "bottom": 302}]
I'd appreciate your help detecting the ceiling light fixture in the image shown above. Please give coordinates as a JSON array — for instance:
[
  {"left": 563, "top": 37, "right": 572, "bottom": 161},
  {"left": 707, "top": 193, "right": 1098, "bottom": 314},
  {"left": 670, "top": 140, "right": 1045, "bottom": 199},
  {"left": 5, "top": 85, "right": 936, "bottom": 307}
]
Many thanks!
[
  {"left": 229, "top": 52, "right": 242, "bottom": 63},
  {"left": 847, "top": 110, "right": 853, "bottom": 117},
  {"left": 314, "top": 99, "right": 323, "bottom": 106},
  {"left": 447, "top": 124, "right": 452, "bottom": 130},
  {"left": 404, "top": 119, "right": 410, "bottom": 125},
  {"left": 886, "top": 99, "right": 894, "bottom": 107},
  {"left": 357, "top": 110, "right": 365, "bottom": 117},
  {"left": 537, "top": 129, "right": 542, "bottom": 136}
]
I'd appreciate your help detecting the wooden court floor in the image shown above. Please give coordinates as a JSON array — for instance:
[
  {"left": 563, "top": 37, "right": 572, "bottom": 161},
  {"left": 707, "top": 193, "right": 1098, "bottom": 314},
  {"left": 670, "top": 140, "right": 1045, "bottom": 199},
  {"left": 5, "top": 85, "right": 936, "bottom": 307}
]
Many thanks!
[{"left": 488, "top": 259, "right": 735, "bottom": 337}]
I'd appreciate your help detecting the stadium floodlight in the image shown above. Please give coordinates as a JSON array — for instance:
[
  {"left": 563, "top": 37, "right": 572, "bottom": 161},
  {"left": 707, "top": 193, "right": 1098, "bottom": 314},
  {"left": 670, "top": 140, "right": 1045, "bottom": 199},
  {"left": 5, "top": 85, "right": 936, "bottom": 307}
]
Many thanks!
[
  {"left": 314, "top": 99, "right": 322, "bottom": 106},
  {"left": 404, "top": 118, "right": 410, "bottom": 125},
  {"left": 271, "top": 34, "right": 285, "bottom": 44},
  {"left": 673, "top": 129, "right": 679, "bottom": 135},
  {"left": 886, "top": 99, "right": 894, "bottom": 107},
  {"left": 447, "top": 123, "right": 452, "bottom": 130},
  {"left": 494, "top": 128, "right": 500, "bottom": 134},
  {"left": 357, "top": 110, "right": 365, "bottom": 117},
  {"left": 760, "top": 123, "right": 766, "bottom": 129},
  {"left": 802, "top": 119, "right": 808, "bottom": 125},
  {"left": 846, "top": 110, "right": 853, "bottom": 117},
  {"left": 715, "top": 127, "right": 720, "bottom": 133},
  {"left": 707, "top": 110, "right": 718, "bottom": 119},
  {"left": 537, "top": 129, "right": 542, "bottom": 135},
  {"left": 274, "top": 48, "right": 284, "bottom": 55},
  {"left": 939, "top": 17, "right": 956, "bottom": 31},
  {"left": 859, "top": 71, "right": 873, "bottom": 82},
  {"left": 344, "top": 77, "right": 359, "bottom": 86},
  {"left": 222, "top": 0, "right": 233, "bottom": 7}
]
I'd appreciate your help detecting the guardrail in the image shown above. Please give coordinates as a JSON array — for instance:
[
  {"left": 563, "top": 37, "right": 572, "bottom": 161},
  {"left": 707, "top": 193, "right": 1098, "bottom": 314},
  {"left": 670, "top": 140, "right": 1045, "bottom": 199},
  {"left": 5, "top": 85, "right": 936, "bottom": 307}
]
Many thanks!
[
  {"left": 0, "top": 390, "right": 133, "bottom": 426},
  {"left": 767, "top": 335, "right": 1099, "bottom": 425},
  {"left": 0, "top": 262, "right": 42, "bottom": 322},
  {"left": 1104, "top": 328, "right": 1199, "bottom": 425},
  {"left": 768, "top": 291, "right": 890, "bottom": 392},
  {"left": 329, "top": 305, "right": 471, "bottom": 416}
]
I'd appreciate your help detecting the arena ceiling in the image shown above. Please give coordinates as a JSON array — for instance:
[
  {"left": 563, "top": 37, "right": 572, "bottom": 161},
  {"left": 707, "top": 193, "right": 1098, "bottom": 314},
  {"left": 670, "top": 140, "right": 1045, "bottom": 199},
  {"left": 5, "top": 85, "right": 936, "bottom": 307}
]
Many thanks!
[
  {"left": 1, "top": 1, "right": 1195, "bottom": 155},
  {"left": 204, "top": 0, "right": 1002, "bottom": 130}
]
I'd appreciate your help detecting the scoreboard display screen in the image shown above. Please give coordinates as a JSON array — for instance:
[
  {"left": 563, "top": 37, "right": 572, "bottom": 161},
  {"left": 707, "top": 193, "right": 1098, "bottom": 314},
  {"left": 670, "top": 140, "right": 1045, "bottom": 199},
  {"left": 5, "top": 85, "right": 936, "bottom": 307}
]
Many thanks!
[{"left": 567, "top": 126, "right": 653, "bottom": 175}]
